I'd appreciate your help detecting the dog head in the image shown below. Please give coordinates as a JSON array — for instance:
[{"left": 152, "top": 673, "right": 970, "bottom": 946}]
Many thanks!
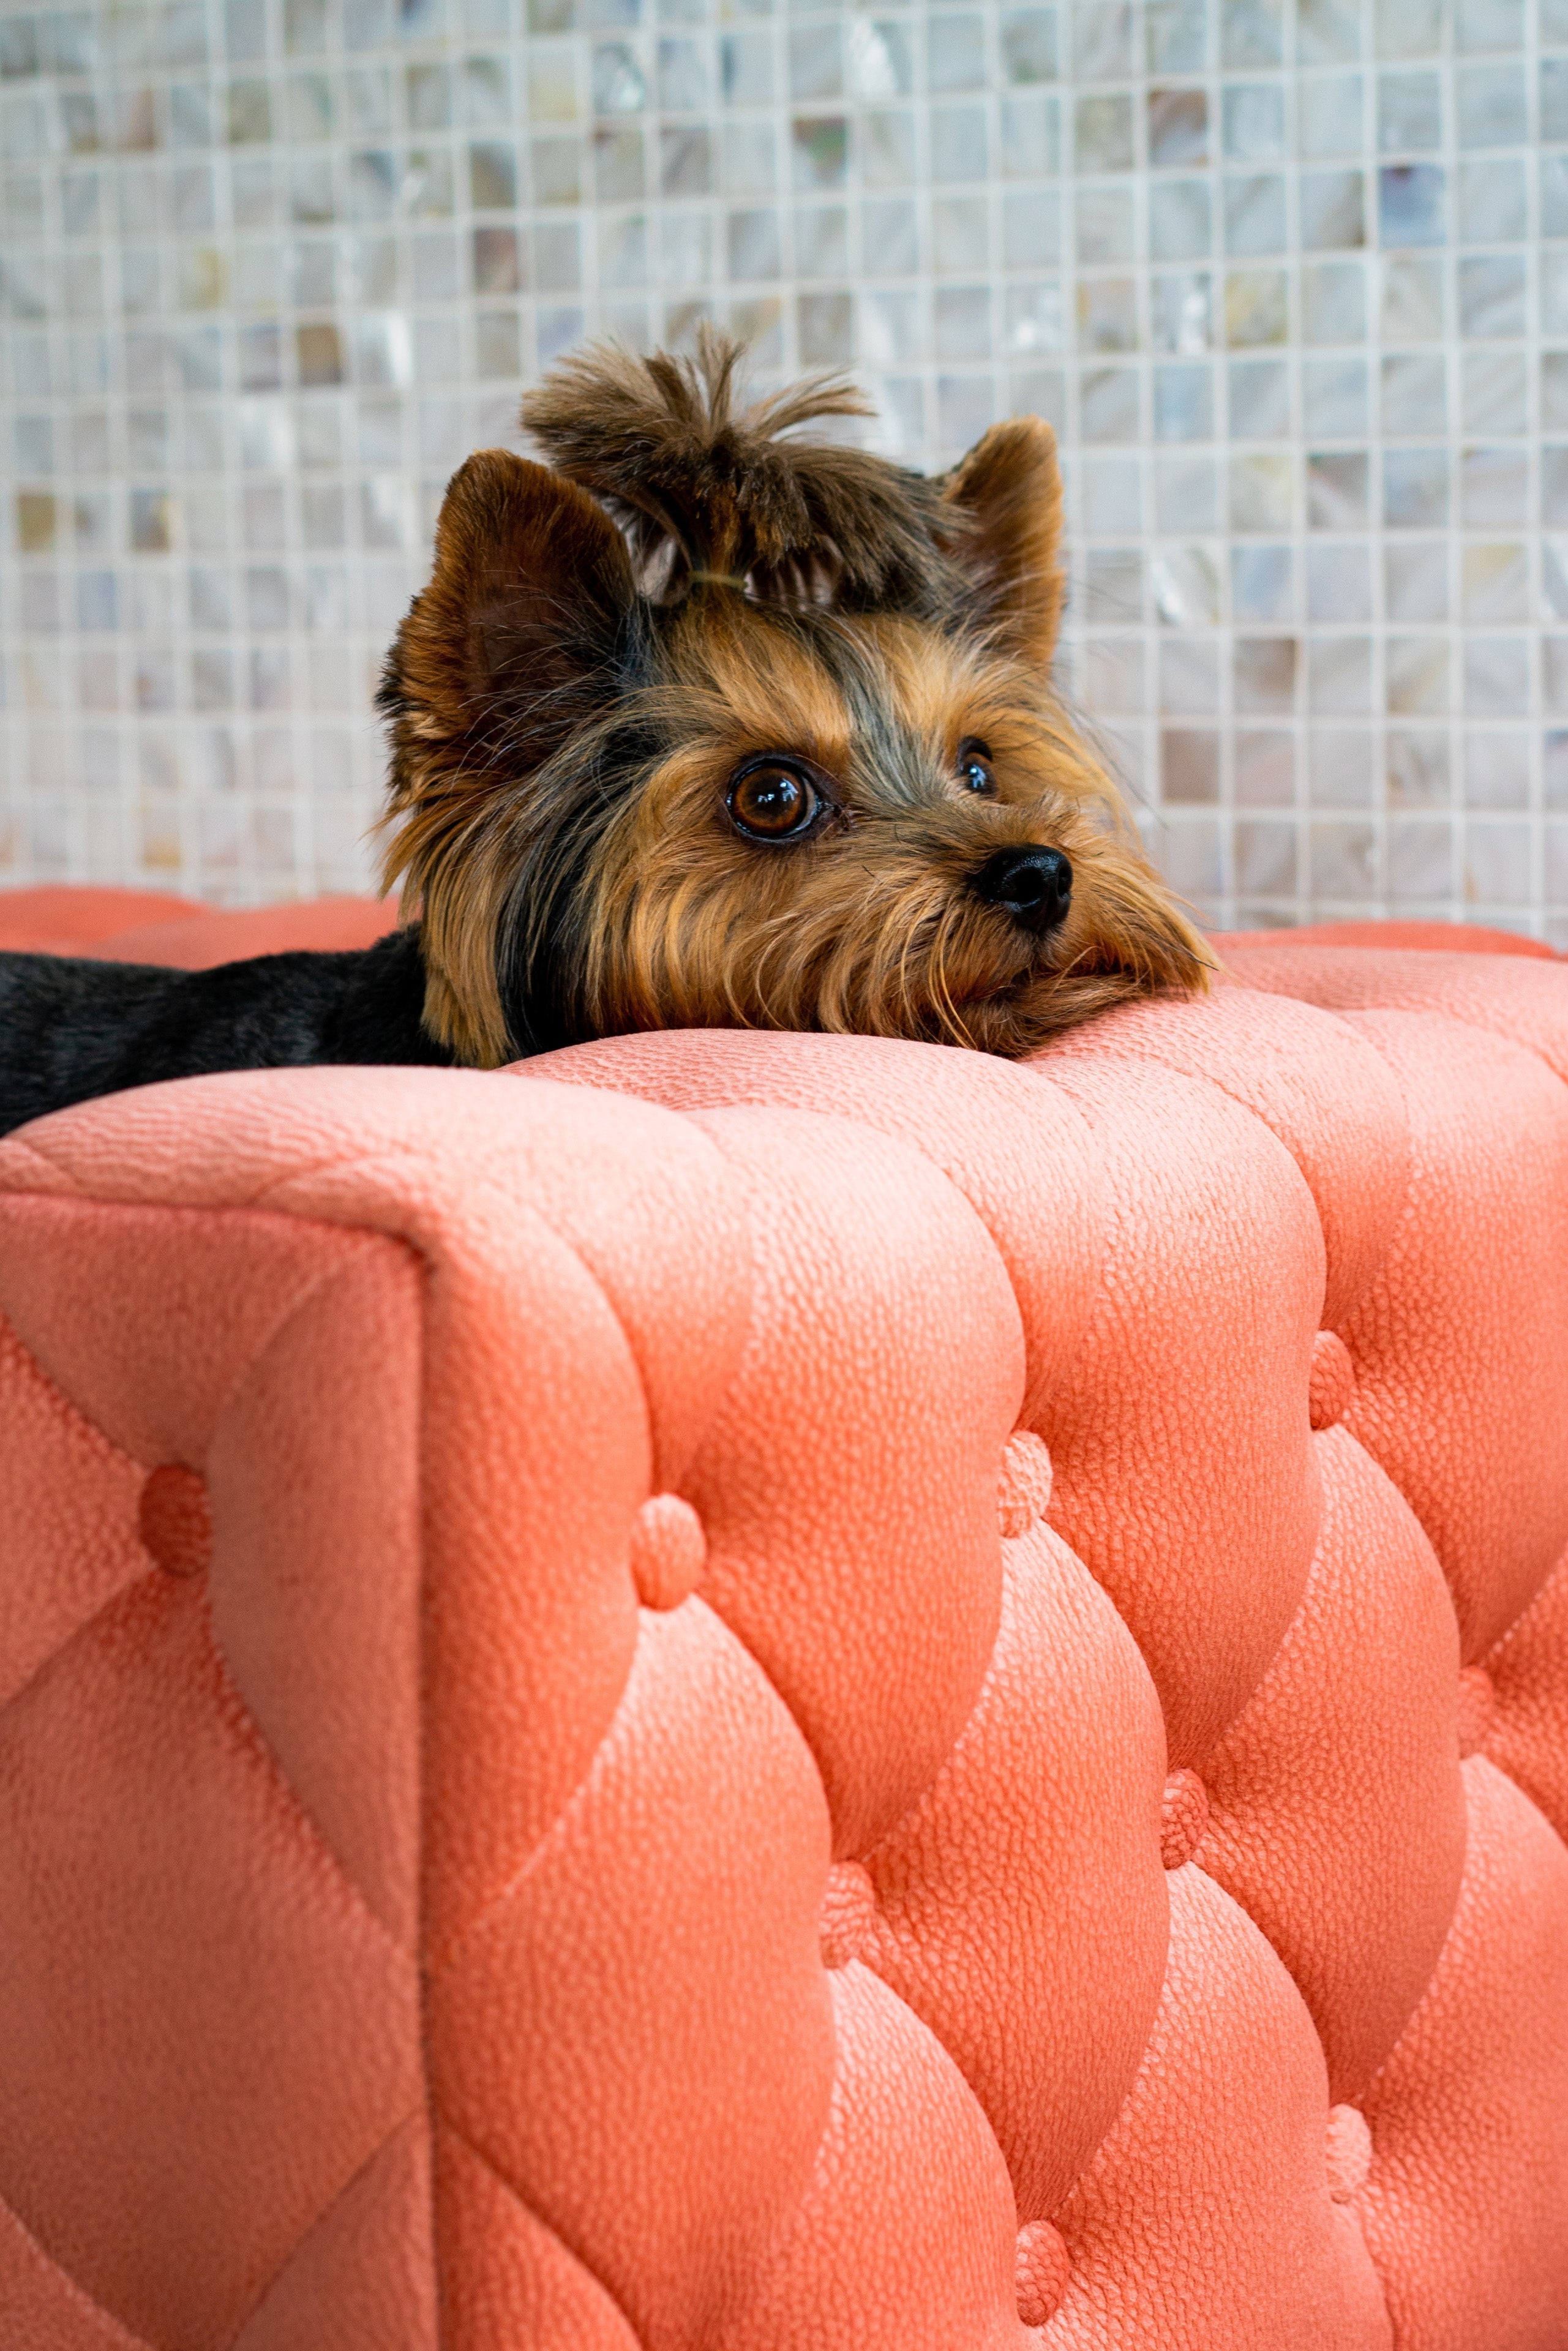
[{"left": 377, "top": 332, "right": 1209, "bottom": 1065}]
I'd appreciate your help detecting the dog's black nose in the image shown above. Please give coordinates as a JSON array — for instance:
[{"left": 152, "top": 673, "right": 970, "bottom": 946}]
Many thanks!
[{"left": 972, "top": 846, "right": 1073, "bottom": 934}]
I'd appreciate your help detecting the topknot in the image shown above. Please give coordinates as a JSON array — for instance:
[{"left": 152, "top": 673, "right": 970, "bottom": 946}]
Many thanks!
[{"left": 518, "top": 326, "right": 969, "bottom": 616}]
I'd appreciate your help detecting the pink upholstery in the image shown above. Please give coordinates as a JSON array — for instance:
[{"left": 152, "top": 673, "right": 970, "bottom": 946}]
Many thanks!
[{"left": 2, "top": 894, "right": 1567, "bottom": 2349}]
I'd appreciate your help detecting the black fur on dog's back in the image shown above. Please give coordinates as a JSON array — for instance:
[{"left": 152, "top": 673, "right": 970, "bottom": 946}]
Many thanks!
[{"left": 0, "top": 925, "right": 452, "bottom": 1138}]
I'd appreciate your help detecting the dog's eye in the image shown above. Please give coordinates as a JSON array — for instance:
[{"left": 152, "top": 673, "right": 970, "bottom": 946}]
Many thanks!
[
  {"left": 957, "top": 738, "right": 996, "bottom": 794},
  {"left": 727, "top": 760, "right": 820, "bottom": 841}
]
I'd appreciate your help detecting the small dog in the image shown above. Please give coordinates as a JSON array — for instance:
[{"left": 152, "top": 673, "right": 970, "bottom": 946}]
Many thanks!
[{"left": 0, "top": 335, "right": 1206, "bottom": 1137}]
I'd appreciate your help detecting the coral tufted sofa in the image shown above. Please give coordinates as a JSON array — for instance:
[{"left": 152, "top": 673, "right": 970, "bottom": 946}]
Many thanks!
[{"left": 2, "top": 889, "right": 1567, "bottom": 2351}]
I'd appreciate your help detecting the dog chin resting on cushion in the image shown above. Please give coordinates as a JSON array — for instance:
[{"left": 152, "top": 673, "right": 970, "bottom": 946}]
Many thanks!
[{"left": 0, "top": 331, "right": 1207, "bottom": 1139}]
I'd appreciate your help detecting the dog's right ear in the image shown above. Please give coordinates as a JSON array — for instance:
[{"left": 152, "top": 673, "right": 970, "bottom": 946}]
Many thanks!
[{"left": 378, "top": 451, "right": 636, "bottom": 1065}]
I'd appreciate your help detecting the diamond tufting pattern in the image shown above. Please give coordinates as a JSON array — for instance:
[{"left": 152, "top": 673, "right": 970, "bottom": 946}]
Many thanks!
[{"left": 1, "top": 939, "right": 1566, "bottom": 2349}]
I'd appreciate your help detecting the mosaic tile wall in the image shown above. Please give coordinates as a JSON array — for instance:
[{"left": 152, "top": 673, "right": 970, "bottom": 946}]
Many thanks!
[{"left": 2, "top": 0, "right": 1567, "bottom": 934}]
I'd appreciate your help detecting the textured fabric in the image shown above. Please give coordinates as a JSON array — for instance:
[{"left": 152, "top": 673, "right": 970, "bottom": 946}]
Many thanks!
[{"left": 1, "top": 898, "right": 1566, "bottom": 2349}]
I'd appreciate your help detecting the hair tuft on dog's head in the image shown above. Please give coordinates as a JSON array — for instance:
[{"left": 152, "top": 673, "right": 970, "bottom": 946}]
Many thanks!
[{"left": 519, "top": 324, "right": 970, "bottom": 617}]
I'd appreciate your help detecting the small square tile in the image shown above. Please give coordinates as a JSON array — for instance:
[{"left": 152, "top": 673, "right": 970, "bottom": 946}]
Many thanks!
[
  {"left": 1149, "top": 88, "right": 1208, "bottom": 168},
  {"left": 1236, "top": 730, "right": 1296, "bottom": 803},
  {"left": 1162, "top": 728, "right": 1220, "bottom": 801},
  {"left": 1300, "top": 73, "right": 1365, "bottom": 159},
  {"left": 1308, "top": 541, "right": 1372, "bottom": 618}
]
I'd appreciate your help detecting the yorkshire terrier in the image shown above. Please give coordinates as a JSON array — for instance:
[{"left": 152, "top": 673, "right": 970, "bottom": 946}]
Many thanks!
[{"left": 0, "top": 334, "right": 1206, "bottom": 1138}]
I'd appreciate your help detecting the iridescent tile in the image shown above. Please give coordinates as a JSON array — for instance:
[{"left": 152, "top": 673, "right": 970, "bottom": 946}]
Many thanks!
[
  {"left": 1386, "top": 636, "right": 1449, "bottom": 713},
  {"left": 1081, "top": 637, "right": 1147, "bottom": 710},
  {"left": 1006, "top": 192, "right": 1067, "bottom": 269},
  {"left": 1308, "top": 543, "right": 1373, "bottom": 620},
  {"left": 1545, "top": 540, "right": 1568, "bottom": 621},
  {"left": 792, "top": 24, "right": 845, "bottom": 100},
  {"left": 1223, "top": 0, "right": 1284, "bottom": 69},
  {"left": 1463, "top": 351, "right": 1528, "bottom": 434},
  {"left": 1151, "top": 543, "right": 1221, "bottom": 623},
  {"left": 1078, "top": 275, "right": 1138, "bottom": 349},
  {"left": 1076, "top": 186, "right": 1136, "bottom": 263},
  {"left": 1161, "top": 728, "right": 1220, "bottom": 801},
  {"left": 659, "top": 124, "right": 710, "bottom": 195},
  {"left": 1304, "top": 356, "right": 1368, "bottom": 435},
  {"left": 1155, "top": 454, "right": 1219, "bottom": 528},
  {"left": 1161, "top": 636, "right": 1221, "bottom": 710},
  {"left": 929, "top": 13, "right": 988, "bottom": 92},
  {"left": 1465, "top": 639, "right": 1529, "bottom": 713},
  {"left": 1300, "top": 72, "right": 1364, "bottom": 157},
  {"left": 1458, "top": 0, "right": 1525, "bottom": 47},
  {"left": 721, "top": 31, "right": 772, "bottom": 105},
  {"left": 1152, "top": 272, "right": 1211, "bottom": 352},
  {"left": 1236, "top": 818, "right": 1297, "bottom": 891},
  {"left": 1153, "top": 362, "right": 1214, "bottom": 439},
  {"left": 1389, "top": 818, "right": 1454, "bottom": 899},
  {"left": 1547, "top": 355, "right": 1568, "bottom": 431},
  {"left": 1535, "top": 53, "right": 1568, "bottom": 149},
  {"left": 1456, "top": 62, "right": 1527, "bottom": 146},
  {"left": 1458, "top": 253, "right": 1526, "bottom": 338},
  {"left": 1080, "top": 364, "right": 1141, "bottom": 439},
  {"left": 800, "top": 288, "right": 852, "bottom": 364},
  {"left": 1149, "top": 178, "right": 1211, "bottom": 258},
  {"left": 934, "top": 195, "right": 991, "bottom": 272},
  {"left": 726, "top": 122, "right": 780, "bottom": 198},
  {"left": 1547, "top": 730, "right": 1568, "bottom": 807},
  {"left": 661, "top": 209, "right": 711, "bottom": 286},
  {"left": 1459, "top": 159, "right": 1526, "bottom": 241},
  {"left": 929, "top": 102, "right": 986, "bottom": 181},
  {"left": 867, "top": 198, "right": 921, "bottom": 274},
  {"left": 1378, "top": 69, "right": 1441, "bottom": 150},
  {"left": 1299, "top": 0, "right": 1361, "bottom": 62},
  {"left": 1302, "top": 170, "right": 1365, "bottom": 249},
  {"left": 850, "top": 20, "right": 915, "bottom": 100},
  {"left": 1378, "top": 161, "right": 1444, "bottom": 243},
  {"left": 1544, "top": 155, "right": 1568, "bottom": 238},
  {"left": 1224, "top": 175, "right": 1286, "bottom": 254},
  {"left": 861, "top": 110, "right": 917, "bottom": 187},
  {"left": 1228, "top": 357, "right": 1289, "bottom": 435},
  {"left": 1310, "top": 637, "right": 1372, "bottom": 713},
  {"left": 1001, "top": 94, "right": 1060, "bottom": 174},
  {"left": 1225, "top": 267, "right": 1287, "bottom": 343},
  {"left": 658, "top": 37, "right": 709, "bottom": 110},
  {"left": 1230, "top": 450, "right": 1294, "bottom": 527},
  {"left": 1465, "top": 733, "right": 1530, "bottom": 808},
  {"left": 1224, "top": 83, "right": 1285, "bottom": 160},
  {"left": 1075, "top": 1, "right": 1137, "bottom": 77},
  {"left": 1000, "top": 9, "right": 1057, "bottom": 84},
  {"left": 1384, "top": 446, "right": 1449, "bottom": 525},
  {"left": 727, "top": 207, "right": 781, "bottom": 280},
  {"left": 1146, "top": 0, "right": 1207, "bottom": 75},
  {"left": 593, "top": 42, "right": 645, "bottom": 113},
  {"left": 1386, "top": 539, "right": 1449, "bottom": 619},
  {"left": 796, "top": 205, "right": 848, "bottom": 279},
  {"left": 1075, "top": 92, "right": 1134, "bottom": 171},
  {"left": 1463, "top": 543, "right": 1529, "bottom": 621},
  {"left": 1381, "top": 254, "right": 1444, "bottom": 339},
  {"left": 1465, "top": 820, "right": 1532, "bottom": 904},
  {"left": 1309, "top": 819, "right": 1377, "bottom": 896},
  {"left": 1232, "top": 542, "right": 1292, "bottom": 619},
  {"left": 227, "top": 80, "right": 273, "bottom": 144},
  {"left": 793, "top": 116, "right": 850, "bottom": 190},
  {"left": 1303, "top": 261, "right": 1367, "bottom": 342},
  {"left": 1463, "top": 446, "right": 1529, "bottom": 526},
  {"left": 1149, "top": 86, "right": 1207, "bottom": 167},
  {"left": 1086, "top": 549, "right": 1145, "bottom": 620},
  {"left": 1381, "top": 353, "right": 1446, "bottom": 433},
  {"left": 1011, "top": 279, "right": 1071, "bottom": 353},
  {"left": 1236, "top": 730, "right": 1295, "bottom": 803},
  {"left": 1387, "top": 731, "right": 1451, "bottom": 805}
]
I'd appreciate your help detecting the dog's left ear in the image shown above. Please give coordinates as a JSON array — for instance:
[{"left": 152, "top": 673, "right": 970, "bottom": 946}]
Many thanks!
[{"left": 940, "top": 416, "right": 1065, "bottom": 669}]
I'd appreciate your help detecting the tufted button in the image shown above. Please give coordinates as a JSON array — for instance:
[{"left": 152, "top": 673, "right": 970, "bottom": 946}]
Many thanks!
[
  {"left": 138, "top": 1464, "right": 212, "bottom": 1580},
  {"left": 1325, "top": 2104, "right": 1373, "bottom": 2204},
  {"left": 1308, "top": 1330, "right": 1355, "bottom": 1431},
  {"left": 1160, "top": 1768, "right": 1210, "bottom": 1870},
  {"left": 1014, "top": 2219, "right": 1071, "bottom": 2327},
  {"left": 628, "top": 1493, "right": 707, "bottom": 1611},
  {"left": 818, "top": 1861, "right": 879, "bottom": 1970},
  {"left": 1456, "top": 1663, "right": 1497, "bottom": 1759},
  {"left": 997, "top": 1430, "right": 1054, "bottom": 1538}
]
